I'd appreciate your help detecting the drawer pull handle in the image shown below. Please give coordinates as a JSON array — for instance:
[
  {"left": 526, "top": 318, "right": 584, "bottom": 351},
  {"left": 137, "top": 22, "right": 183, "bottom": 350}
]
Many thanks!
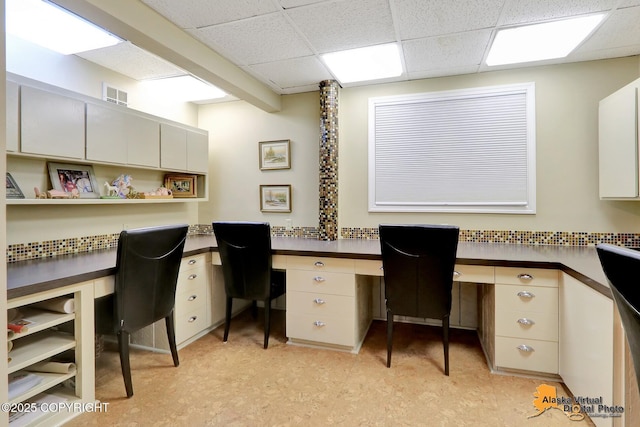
[
  {"left": 313, "top": 321, "right": 326, "bottom": 327},
  {"left": 517, "top": 273, "right": 534, "bottom": 280},
  {"left": 188, "top": 259, "right": 197, "bottom": 265},
  {"left": 188, "top": 274, "right": 198, "bottom": 280},
  {"left": 314, "top": 261, "right": 325, "bottom": 267},
  {"left": 453, "top": 271, "right": 461, "bottom": 278},
  {"left": 313, "top": 276, "right": 326, "bottom": 283},
  {"left": 517, "top": 318, "right": 535, "bottom": 326},
  {"left": 188, "top": 316, "right": 197, "bottom": 323},
  {"left": 188, "top": 295, "right": 197, "bottom": 301},
  {"left": 517, "top": 344, "right": 534, "bottom": 352},
  {"left": 313, "top": 298, "right": 326, "bottom": 305},
  {"left": 517, "top": 291, "right": 535, "bottom": 299}
]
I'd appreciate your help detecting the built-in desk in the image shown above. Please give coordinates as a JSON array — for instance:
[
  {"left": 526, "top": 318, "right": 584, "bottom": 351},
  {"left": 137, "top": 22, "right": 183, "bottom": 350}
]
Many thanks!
[{"left": 7, "top": 236, "right": 635, "bottom": 427}]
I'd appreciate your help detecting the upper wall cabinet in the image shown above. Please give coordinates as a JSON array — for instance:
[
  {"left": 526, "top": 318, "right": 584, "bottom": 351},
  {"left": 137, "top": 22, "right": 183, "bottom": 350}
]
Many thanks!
[
  {"left": 6, "top": 80, "right": 19, "bottom": 152},
  {"left": 187, "top": 131, "right": 209, "bottom": 173},
  {"left": 20, "top": 85, "right": 85, "bottom": 159},
  {"left": 599, "top": 77, "right": 640, "bottom": 199},
  {"left": 160, "top": 123, "right": 208, "bottom": 173}
]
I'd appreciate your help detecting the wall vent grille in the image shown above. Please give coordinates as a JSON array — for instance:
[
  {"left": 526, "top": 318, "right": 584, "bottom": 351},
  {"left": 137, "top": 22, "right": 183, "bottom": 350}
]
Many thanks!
[{"left": 102, "top": 83, "right": 128, "bottom": 106}]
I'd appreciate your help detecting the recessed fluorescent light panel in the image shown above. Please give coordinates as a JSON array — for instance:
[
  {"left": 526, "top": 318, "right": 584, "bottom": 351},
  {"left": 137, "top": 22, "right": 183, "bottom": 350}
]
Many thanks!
[
  {"left": 6, "top": 0, "right": 122, "bottom": 55},
  {"left": 142, "top": 75, "right": 227, "bottom": 102},
  {"left": 322, "top": 43, "right": 403, "bottom": 84},
  {"left": 486, "top": 14, "right": 605, "bottom": 66}
]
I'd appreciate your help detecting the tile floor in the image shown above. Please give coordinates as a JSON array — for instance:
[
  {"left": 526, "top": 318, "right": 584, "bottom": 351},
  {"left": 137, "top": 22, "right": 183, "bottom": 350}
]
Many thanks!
[{"left": 66, "top": 310, "right": 596, "bottom": 426}]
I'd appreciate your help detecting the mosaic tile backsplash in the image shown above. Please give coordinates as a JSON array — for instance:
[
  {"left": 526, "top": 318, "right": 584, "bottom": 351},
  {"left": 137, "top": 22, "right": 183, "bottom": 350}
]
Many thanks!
[{"left": 7, "top": 225, "right": 640, "bottom": 263}]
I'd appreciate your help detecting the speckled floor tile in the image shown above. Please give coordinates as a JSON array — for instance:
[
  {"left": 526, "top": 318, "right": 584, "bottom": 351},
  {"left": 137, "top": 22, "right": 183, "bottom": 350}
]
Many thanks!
[{"left": 65, "top": 311, "right": 595, "bottom": 427}]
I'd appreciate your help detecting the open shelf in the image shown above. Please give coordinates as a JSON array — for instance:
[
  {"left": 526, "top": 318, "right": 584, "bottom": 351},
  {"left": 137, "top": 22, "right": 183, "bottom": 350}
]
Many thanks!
[
  {"left": 8, "top": 332, "right": 75, "bottom": 374},
  {"left": 8, "top": 308, "right": 74, "bottom": 339},
  {"left": 7, "top": 197, "right": 206, "bottom": 205},
  {"left": 9, "top": 370, "right": 76, "bottom": 404}
]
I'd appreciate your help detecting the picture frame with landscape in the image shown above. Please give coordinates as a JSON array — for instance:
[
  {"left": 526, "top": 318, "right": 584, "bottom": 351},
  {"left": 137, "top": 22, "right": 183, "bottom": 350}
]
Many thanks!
[
  {"left": 260, "top": 184, "right": 291, "bottom": 212},
  {"left": 47, "top": 162, "right": 99, "bottom": 198},
  {"left": 259, "top": 140, "right": 291, "bottom": 170}
]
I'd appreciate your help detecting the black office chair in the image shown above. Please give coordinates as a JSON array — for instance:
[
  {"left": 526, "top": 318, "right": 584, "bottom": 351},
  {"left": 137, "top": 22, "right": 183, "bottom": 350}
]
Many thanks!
[
  {"left": 596, "top": 243, "right": 640, "bottom": 388},
  {"left": 95, "top": 224, "right": 188, "bottom": 397},
  {"left": 212, "top": 221, "right": 286, "bottom": 349},
  {"left": 379, "top": 224, "right": 459, "bottom": 374}
]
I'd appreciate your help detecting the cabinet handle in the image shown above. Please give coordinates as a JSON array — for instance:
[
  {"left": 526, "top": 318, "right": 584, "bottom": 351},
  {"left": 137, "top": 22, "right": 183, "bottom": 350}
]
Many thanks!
[
  {"left": 516, "top": 344, "right": 534, "bottom": 352},
  {"left": 517, "top": 291, "right": 535, "bottom": 299},
  {"left": 188, "top": 274, "right": 197, "bottom": 280},
  {"left": 453, "top": 271, "right": 461, "bottom": 278},
  {"left": 188, "top": 316, "right": 197, "bottom": 323},
  {"left": 313, "top": 276, "right": 326, "bottom": 283},
  {"left": 314, "top": 261, "right": 325, "bottom": 267},
  {"left": 517, "top": 318, "right": 535, "bottom": 326},
  {"left": 313, "top": 298, "right": 326, "bottom": 305},
  {"left": 517, "top": 273, "right": 534, "bottom": 280},
  {"left": 313, "top": 320, "right": 326, "bottom": 327},
  {"left": 188, "top": 295, "right": 197, "bottom": 301},
  {"left": 188, "top": 259, "right": 197, "bottom": 265}
]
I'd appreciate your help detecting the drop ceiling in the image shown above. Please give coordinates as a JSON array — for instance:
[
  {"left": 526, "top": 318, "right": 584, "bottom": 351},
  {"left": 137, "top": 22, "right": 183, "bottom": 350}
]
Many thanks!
[{"left": 62, "top": 0, "right": 640, "bottom": 106}]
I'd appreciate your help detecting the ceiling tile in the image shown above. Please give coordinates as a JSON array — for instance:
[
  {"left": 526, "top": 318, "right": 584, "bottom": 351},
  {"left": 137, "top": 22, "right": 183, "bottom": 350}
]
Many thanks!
[
  {"left": 76, "top": 42, "right": 184, "bottom": 80},
  {"left": 248, "top": 56, "right": 334, "bottom": 90},
  {"left": 141, "top": 0, "right": 279, "bottom": 29},
  {"left": 278, "top": 0, "right": 328, "bottom": 8},
  {"left": 403, "top": 30, "right": 492, "bottom": 73},
  {"left": 286, "top": 0, "right": 395, "bottom": 53},
  {"left": 499, "top": 0, "right": 616, "bottom": 25},
  {"left": 577, "top": 6, "right": 640, "bottom": 51},
  {"left": 393, "top": 0, "right": 504, "bottom": 39},
  {"left": 188, "top": 13, "right": 313, "bottom": 66}
]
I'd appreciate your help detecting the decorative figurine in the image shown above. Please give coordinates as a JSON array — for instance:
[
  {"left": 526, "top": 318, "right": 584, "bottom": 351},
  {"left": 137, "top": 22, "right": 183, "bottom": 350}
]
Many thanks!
[{"left": 103, "top": 181, "right": 119, "bottom": 198}]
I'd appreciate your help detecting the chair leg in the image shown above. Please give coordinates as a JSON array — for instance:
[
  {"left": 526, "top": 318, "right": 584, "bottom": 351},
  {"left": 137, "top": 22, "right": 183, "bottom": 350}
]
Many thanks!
[
  {"left": 443, "top": 314, "right": 450, "bottom": 376},
  {"left": 263, "top": 299, "right": 271, "bottom": 349},
  {"left": 251, "top": 300, "right": 258, "bottom": 320},
  {"left": 223, "top": 297, "right": 232, "bottom": 342},
  {"left": 117, "top": 331, "right": 134, "bottom": 398},
  {"left": 165, "top": 314, "right": 180, "bottom": 367},
  {"left": 386, "top": 310, "right": 394, "bottom": 368}
]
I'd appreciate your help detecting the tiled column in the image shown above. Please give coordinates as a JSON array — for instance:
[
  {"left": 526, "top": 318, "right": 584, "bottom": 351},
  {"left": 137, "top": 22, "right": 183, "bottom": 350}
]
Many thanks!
[{"left": 319, "top": 80, "right": 339, "bottom": 241}]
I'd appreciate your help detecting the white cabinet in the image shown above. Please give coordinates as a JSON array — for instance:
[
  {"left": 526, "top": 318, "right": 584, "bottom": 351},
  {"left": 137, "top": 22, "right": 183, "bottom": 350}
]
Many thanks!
[
  {"left": 174, "top": 254, "right": 211, "bottom": 346},
  {"left": 494, "top": 267, "right": 559, "bottom": 374},
  {"left": 187, "top": 131, "right": 209, "bottom": 173},
  {"left": 559, "top": 273, "right": 614, "bottom": 427},
  {"left": 160, "top": 123, "right": 208, "bottom": 173},
  {"left": 126, "top": 114, "right": 160, "bottom": 168},
  {"left": 6, "top": 80, "right": 19, "bottom": 152},
  {"left": 599, "top": 77, "right": 640, "bottom": 199},
  {"left": 6, "top": 281, "right": 95, "bottom": 426},
  {"left": 20, "top": 85, "right": 85, "bottom": 159}
]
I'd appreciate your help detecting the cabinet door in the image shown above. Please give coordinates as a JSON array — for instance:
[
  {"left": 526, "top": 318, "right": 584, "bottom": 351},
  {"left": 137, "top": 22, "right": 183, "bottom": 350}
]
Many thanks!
[
  {"left": 599, "top": 82, "right": 639, "bottom": 198},
  {"left": 20, "top": 86, "right": 85, "bottom": 159},
  {"left": 186, "top": 130, "right": 208, "bottom": 173},
  {"left": 127, "top": 115, "right": 159, "bottom": 168},
  {"left": 559, "top": 273, "right": 614, "bottom": 427},
  {"left": 6, "top": 80, "right": 19, "bottom": 152},
  {"left": 86, "top": 103, "right": 127, "bottom": 164},
  {"left": 160, "top": 123, "right": 187, "bottom": 170}
]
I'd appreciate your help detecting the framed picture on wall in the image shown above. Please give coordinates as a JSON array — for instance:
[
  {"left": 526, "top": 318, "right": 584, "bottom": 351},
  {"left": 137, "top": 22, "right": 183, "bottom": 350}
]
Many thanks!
[
  {"left": 47, "top": 162, "right": 99, "bottom": 198},
  {"left": 6, "top": 173, "right": 24, "bottom": 199},
  {"left": 165, "top": 174, "right": 197, "bottom": 198},
  {"left": 259, "top": 140, "right": 291, "bottom": 170},
  {"left": 260, "top": 184, "right": 291, "bottom": 212}
]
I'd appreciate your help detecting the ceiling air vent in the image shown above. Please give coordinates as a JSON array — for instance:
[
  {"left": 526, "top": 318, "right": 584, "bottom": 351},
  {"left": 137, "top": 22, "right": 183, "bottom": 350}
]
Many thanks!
[{"left": 102, "top": 83, "right": 128, "bottom": 106}]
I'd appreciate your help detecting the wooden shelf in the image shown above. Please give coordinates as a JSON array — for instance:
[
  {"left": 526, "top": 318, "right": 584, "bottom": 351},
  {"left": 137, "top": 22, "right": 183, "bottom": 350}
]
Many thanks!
[
  {"left": 9, "top": 386, "right": 82, "bottom": 427},
  {"left": 9, "top": 308, "right": 74, "bottom": 340},
  {"left": 10, "top": 370, "right": 76, "bottom": 404},
  {"left": 7, "top": 197, "right": 206, "bottom": 205},
  {"left": 8, "top": 332, "right": 75, "bottom": 374}
]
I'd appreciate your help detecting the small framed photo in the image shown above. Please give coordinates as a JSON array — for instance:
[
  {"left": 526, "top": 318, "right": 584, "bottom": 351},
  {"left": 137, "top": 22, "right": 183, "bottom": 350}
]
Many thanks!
[
  {"left": 260, "top": 184, "right": 291, "bottom": 212},
  {"left": 47, "top": 162, "right": 99, "bottom": 198},
  {"left": 259, "top": 140, "right": 291, "bottom": 170},
  {"left": 165, "top": 174, "right": 197, "bottom": 198},
  {"left": 6, "top": 173, "right": 24, "bottom": 199}
]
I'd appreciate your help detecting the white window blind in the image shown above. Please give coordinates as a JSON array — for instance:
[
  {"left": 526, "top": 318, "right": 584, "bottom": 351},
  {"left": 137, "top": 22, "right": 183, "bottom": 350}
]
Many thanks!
[{"left": 368, "top": 83, "right": 536, "bottom": 214}]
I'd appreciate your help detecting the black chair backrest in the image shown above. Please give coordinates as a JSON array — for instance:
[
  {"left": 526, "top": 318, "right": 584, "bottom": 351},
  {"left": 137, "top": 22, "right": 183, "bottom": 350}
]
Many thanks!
[
  {"left": 379, "top": 224, "right": 459, "bottom": 318},
  {"left": 212, "top": 222, "right": 273, "bottom": 301},
  {"left": 596, "top": 243, "right": 640, "bottom": 386},
  {"left": 115, "top": 224, "right": 188, "bottom": 334}
]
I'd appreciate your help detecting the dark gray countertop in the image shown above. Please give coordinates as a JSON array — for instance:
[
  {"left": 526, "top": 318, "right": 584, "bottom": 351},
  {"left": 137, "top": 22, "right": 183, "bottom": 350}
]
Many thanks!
[{"left": 7, "top": 235, "right": 611, "bottom": 300}]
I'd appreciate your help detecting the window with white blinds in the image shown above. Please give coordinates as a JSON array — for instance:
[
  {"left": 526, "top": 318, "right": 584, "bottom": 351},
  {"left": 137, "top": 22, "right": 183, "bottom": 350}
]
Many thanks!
[{"left": 368, "top": 83, "right": 536, "bottom": 214}]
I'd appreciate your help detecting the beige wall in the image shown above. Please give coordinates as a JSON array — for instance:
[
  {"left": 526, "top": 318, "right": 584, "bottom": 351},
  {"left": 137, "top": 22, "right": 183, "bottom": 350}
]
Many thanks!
[{"left": 198, "top": 56, "right": 640, "bottom": 234}]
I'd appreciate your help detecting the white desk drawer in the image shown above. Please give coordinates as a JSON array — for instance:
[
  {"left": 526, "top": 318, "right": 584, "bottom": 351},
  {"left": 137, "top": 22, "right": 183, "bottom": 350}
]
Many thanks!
[
  {"left": 495, "top": 267, "right": 558, "bottom": 287},
  {"left": 287, "top": 291, "right": 355, "bottom": 317},
  {"left": 453, "top": 265, "right": 495, "bottom": 284},
  {"left": 355, "top": 260, "right": 383, "bottom": 276},
  {"left": 286, "top": 312, "right": 354, "bottom": 347},
  {"left": 177, "top": 268, "right": 207, "bottom": 294},
  {"left": 495, "top": 336, "right": 558, "bottom": 374},
  {"left": 175, "top": 305, "right": 207, "bottom": 344},
  {"left": 495, "top": 284, "right": 558, "bottom": 313},
  {"left": 180, "top": 254, "right": 207, "bottom": 271},
  {"left": 286, "top": 256, "right": 355, "bottom": 273},
  {"left": 495, "top": 310, "right": 558, "bottom": 341},
  {"left": 287, "top": 269, "right": 355, "bottom": 296}
]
